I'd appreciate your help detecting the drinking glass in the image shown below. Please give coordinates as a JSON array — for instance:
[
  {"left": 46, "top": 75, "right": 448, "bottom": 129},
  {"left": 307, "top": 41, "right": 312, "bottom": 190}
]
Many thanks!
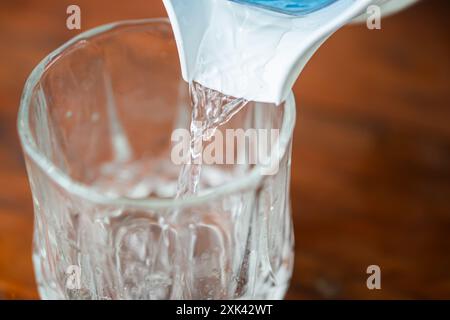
[{"left": 18, "top": 19, "right": 296, "bottom": 300}]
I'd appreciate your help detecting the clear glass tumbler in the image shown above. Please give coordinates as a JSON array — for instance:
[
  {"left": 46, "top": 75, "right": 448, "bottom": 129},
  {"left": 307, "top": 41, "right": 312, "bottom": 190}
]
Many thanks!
[{"left": 18, "top": 19, "right": 296, "bottom": 300}]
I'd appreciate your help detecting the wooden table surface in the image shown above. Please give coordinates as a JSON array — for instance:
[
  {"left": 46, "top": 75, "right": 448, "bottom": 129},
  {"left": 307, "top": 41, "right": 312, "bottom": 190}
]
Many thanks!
[{"left": 0, "top": 0, "right": 449, "bottom": 299}]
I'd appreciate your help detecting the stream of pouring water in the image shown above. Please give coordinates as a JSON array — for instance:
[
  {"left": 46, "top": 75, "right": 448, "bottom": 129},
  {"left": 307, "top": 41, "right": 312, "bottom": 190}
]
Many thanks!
[{"left": 175, "top": 82, "right": 248, "bottom": 197}]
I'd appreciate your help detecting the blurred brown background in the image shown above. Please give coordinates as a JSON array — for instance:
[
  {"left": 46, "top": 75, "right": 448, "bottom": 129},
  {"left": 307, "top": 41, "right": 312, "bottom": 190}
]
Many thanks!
[{"left": 0, "top": 0, "right": 449, "bottom": 299}]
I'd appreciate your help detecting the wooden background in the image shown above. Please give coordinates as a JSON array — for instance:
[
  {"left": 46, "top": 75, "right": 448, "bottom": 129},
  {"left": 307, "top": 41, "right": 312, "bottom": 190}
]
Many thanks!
[{"left": 0, "top": 0, "right": 449, "bottom": 299}]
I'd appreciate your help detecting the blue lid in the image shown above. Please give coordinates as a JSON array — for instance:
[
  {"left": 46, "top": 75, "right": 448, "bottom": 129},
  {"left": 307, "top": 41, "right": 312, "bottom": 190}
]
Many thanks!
[{"left": 229, "top": 0, "right": 339, "bottom": 16}]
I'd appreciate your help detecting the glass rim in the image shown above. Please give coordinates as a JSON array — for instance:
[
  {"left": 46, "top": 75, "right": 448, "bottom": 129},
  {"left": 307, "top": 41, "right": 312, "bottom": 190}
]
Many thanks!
[{"left": 17, "top": 18, "right": 296, "bottom": 210}]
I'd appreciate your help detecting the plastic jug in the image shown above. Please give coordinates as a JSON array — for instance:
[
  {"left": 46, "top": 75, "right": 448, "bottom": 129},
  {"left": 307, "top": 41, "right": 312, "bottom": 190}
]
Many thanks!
[{"left": 163, "top": 0, "right": 418, "bottom": 104}]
